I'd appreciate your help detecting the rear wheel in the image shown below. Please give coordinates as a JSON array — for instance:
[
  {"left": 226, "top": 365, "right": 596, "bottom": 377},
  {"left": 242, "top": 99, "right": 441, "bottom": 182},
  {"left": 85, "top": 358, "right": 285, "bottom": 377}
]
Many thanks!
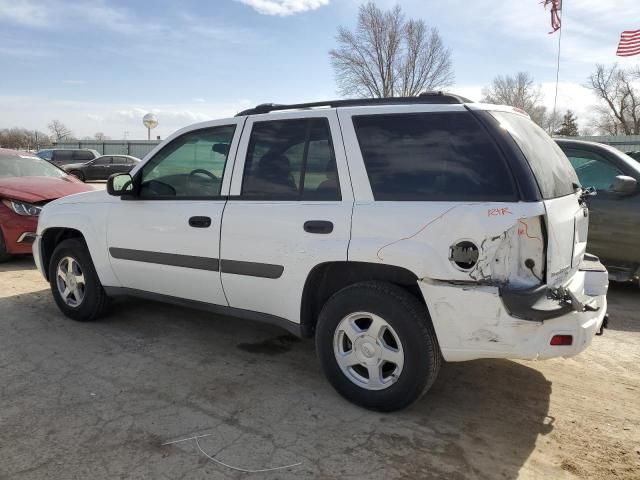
[
  {"left": 48, "top": 238, "right": 108, "bottom": 321},
  {"left": 69, "top": 170, "right": 85, "bottom": 182},
  {"left": 316, "top": 281, "right": 441, "bottom": 411}
]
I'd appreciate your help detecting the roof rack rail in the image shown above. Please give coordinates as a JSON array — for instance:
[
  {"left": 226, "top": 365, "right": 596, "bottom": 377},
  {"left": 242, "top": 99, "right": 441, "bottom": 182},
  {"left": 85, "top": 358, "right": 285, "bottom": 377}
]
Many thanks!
[{"left": 235, "top": 91, "right": 472, "bottom": 116}]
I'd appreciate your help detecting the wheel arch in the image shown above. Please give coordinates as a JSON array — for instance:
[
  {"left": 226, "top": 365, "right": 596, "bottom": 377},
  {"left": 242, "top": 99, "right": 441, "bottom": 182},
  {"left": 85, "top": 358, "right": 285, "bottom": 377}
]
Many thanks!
[
  {"left": 299, "top": 261, "right": 426, "bottom": 337},
  {"left": 40, "top": 227, "right": 86, "bottom": 281}
]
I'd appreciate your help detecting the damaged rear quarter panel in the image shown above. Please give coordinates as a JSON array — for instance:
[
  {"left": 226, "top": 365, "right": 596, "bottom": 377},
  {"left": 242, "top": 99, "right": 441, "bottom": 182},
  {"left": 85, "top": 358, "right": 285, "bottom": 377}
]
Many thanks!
[{"left": 348, "top": 201, "right": 546, "bottom": 284}]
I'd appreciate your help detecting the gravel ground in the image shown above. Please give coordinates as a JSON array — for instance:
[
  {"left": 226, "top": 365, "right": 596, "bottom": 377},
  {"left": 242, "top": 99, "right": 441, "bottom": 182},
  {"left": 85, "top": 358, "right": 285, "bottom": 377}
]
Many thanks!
[{"left": 1, "top": 257, "right": 638, "bottom": 479}]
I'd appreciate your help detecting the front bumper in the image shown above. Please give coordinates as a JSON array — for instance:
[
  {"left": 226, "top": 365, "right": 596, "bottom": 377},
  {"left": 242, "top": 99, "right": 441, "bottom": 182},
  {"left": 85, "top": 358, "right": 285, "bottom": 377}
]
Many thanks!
[
  {"left": 32, "top": 234, "right": 45, "bottom": 277},
  {"left": 0, "top": 204, "right": 38, "bottom": 255},
  {"left": 419, "top": 258, "right": 609, "bottom": 362}
]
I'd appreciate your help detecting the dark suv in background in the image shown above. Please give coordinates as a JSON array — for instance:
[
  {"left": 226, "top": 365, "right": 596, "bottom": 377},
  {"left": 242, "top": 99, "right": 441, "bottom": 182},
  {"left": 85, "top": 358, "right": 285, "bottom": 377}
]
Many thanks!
[
  {"left": 61, "top": 155, "right": 140, "bottom": 181},
  {"left": 36, "top": 149, "right": 100, "bottom": 167},
  {"left": 556, "top": 139, "right": 640, "bottom": 283}
]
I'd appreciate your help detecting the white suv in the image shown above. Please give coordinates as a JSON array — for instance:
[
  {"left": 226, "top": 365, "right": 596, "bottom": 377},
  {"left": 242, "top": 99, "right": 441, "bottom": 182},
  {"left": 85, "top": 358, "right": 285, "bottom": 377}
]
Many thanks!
[{"left": 33, "top": 94, "right": 609, "bottom": 411}]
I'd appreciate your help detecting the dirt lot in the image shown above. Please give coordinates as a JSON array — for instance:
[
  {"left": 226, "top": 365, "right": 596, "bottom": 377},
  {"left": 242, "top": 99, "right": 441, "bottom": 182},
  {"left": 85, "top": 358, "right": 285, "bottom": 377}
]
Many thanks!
[{"left": 1, "top": 258, "right": 638, "bottom": 479}]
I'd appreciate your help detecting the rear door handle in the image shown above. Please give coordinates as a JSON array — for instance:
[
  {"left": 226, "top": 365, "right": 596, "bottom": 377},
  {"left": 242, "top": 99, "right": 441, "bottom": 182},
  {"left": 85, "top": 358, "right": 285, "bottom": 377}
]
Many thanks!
[
  {"left": 189, "top": 216, "right": 212, "bottom": 228},
  {"left": 304, "top": 220, "right": 333, "bottom": 234}
]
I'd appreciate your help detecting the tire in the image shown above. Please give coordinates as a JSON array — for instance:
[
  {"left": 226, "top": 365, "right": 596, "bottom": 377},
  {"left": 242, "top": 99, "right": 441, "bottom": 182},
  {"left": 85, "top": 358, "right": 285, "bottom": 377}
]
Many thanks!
[
  {"left": 48, "top": 238, "right": 108, "bottom": 321},
  {"left": 69, "top": 170, "right": 85, "bottom": 182},
  {"left": 315, "top": 281, "right": 441, "bottom": 412},
  {"left": 0, "top": 230, "right": 11, "bottom": 263}
]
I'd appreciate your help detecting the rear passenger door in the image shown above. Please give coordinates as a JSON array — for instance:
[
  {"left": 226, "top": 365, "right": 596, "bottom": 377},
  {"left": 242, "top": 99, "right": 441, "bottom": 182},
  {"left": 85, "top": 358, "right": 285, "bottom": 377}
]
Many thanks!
[
  {"left": 220, "top": 111, "right": 353, "bottom": 324},
  {"left": 111, "top": 156, "right": 131, "bottom": 175}
]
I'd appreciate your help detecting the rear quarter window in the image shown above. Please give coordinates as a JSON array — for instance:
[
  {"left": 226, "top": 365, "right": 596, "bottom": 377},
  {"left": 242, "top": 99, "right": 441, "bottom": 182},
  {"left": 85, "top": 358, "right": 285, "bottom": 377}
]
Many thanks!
[
  {"left": 352, "top": 111, "right": 517, "bottom": 201},
  {"left": 490, "top": 112, "right": 579, "bottom": 199}
]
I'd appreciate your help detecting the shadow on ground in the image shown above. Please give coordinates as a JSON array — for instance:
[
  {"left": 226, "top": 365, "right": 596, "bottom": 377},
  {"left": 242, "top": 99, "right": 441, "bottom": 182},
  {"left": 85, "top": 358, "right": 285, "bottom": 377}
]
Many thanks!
[
  {"left": 606, "top": 282, "right": 640, "bottom": 332},
  {"left": 0, "top": 256, "right": 36, "bottom": 272},
  {"left": 0, "top": 290, "right": 552, "bottom": 479}
]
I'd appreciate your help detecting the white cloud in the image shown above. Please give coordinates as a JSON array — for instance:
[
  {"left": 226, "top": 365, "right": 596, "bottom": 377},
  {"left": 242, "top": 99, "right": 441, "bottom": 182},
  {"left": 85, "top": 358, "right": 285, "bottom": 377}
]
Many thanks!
[
  {"left": 0, "top": 95, "right": 253, "bottom": 139},
  {"left": 0, "top": 0, "right": 50, "bottom": 27},
  {"left": 236, "top": 0, "right": 329, "bottom": 16}
]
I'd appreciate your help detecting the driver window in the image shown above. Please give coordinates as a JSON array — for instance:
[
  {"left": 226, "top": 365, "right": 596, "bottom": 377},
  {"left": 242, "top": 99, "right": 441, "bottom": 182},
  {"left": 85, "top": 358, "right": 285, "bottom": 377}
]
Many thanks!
[
  {"left": 140, "top": 125, "right": 235, "bottom": 198},
  {"left": 565, "top": 148, "right": 622, "bottom": 192}
]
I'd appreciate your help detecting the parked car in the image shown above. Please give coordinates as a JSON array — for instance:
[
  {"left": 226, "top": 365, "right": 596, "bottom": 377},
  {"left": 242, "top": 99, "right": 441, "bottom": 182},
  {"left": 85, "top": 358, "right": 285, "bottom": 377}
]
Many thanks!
[
  {"left": 34, "top": 95, "right": 608, "bottom": 411},
  {"left": 62, "top": 155, "right": 140, "bottom": 182},
  {"left": 36, "top": 149, "right": 101, "bottom": 167},
  {"left": 556, "top": 139, "right": 640, "bottom": 282},
  {"left": 626, "top": 151, "right": 640, "bottom": 162},
  {"left": 0, "top": 148, "right": 94, "bottom": 262}
]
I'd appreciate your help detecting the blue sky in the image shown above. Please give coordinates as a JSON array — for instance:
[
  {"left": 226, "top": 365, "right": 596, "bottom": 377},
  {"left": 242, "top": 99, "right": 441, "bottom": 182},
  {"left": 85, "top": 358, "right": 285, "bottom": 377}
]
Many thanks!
[{"left": 1, "top": 0, "right": 639, "bottom": 138}]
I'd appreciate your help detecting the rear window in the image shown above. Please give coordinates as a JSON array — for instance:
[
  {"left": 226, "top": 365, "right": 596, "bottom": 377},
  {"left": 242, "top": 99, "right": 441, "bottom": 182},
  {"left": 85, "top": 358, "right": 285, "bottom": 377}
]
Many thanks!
[
  {"left": 490, "top": 112, "right": 578, "bottom": 199},
  {"left": 352, "top": 112, "right": 517, "bottom": 201}
]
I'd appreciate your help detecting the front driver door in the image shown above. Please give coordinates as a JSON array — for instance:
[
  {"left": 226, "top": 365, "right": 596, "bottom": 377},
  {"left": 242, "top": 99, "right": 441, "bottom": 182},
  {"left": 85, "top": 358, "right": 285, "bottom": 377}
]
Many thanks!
[
  {"left": 565, "top": 146, "right": 640, "bottom": 264},
  {"left": 106, "top": 119, "right": 244, "bottom": 304},
  {"left": 87, "top": 157, "right": 112, "bottom": 180}
]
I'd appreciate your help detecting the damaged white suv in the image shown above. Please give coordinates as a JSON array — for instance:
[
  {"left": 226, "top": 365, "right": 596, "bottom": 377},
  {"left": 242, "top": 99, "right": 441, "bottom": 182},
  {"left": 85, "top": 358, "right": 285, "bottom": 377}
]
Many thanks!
[{"left": 34, "top": 93, "right": 609, "bottom": 411}]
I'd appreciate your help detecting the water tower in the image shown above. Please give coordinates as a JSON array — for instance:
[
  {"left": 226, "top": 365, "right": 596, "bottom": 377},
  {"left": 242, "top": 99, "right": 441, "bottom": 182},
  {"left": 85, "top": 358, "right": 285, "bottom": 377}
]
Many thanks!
[{"left": 143, "top": 113, "right": 158, "bottom": 141}]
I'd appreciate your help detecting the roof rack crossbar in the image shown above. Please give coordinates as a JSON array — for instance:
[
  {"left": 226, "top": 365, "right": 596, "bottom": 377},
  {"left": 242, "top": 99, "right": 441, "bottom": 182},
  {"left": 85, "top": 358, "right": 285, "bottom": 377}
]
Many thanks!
[{"left": 235, "top": 92, "right": 471, "bottom": 116}]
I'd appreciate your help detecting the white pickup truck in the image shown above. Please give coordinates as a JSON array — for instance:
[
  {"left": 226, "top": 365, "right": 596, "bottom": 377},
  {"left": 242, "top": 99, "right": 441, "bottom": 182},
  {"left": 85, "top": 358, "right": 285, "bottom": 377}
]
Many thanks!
[{"left": 33, "top": 93, "right": 609, "bottom": 411}]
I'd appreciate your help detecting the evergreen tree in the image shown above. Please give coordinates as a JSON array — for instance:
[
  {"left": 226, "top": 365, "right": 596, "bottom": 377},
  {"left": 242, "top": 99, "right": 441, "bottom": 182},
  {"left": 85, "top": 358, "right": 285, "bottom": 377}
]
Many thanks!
[{"left": 555, "top": 110, "right": 579, "bottom": 136}]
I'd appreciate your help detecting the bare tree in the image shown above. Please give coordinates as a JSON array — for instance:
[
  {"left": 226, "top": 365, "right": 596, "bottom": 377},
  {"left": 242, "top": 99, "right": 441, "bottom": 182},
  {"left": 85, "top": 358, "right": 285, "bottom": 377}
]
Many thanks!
[
  {"left": 94, "top": 132, "right": 111, "bottom": 141},
  {"left": 481, "top": 72, "right": 547, "bottom": 126},
  {"left": 586, "top": 64, "right": 640, "bottom": 135},
  {"left": 329, "top": 2, "right": 454, "bottom": 98},
  {"left": 48, "top": 120, "right": 72, "bottom": 141},
  {"left": 0, "top": 128, "right": 51, "bottom": 150}
]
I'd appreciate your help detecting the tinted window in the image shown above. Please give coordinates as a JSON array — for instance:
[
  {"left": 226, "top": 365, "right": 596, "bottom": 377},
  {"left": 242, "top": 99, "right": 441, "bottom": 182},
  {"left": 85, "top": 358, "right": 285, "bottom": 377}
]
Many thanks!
[
  {"left": 140, "top": 125, "right": 235, "bottom": 198},
  {"left": 490, "top": 112, "right": 578, "bottom": 199},
  {"left": 353, "top": 112, "right": 516, "bottom": 201},
  {"left": 74, "top": 150, "right": 96, "bottom": 161},
  {"left": 53, "top": 150, "right": 74, "bottom": 161},
  {"left": 93, "top": 157, "right": 112, "bottom": 166},
  {"left": 111, "top": 156, "right": 128, "bottom": 165},
  {"left": 242, "top": 118, "right": 340, "bottom": 200},
  {"left": 563, "top": 148, "right": 623, "bottom": 192}
]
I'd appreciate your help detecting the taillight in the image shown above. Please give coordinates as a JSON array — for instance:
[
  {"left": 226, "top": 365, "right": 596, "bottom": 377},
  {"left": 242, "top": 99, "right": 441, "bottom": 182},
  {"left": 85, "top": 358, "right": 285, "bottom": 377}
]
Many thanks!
[{"left": 550, "top": 335, "right": 573, "bottom": 346}]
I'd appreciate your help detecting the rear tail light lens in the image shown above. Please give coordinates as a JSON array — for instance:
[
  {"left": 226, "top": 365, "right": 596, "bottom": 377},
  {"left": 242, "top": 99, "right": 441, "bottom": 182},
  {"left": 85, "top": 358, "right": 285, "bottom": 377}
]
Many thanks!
[{"left": 550, "top": 335, "right": 573, "bottom": 346}]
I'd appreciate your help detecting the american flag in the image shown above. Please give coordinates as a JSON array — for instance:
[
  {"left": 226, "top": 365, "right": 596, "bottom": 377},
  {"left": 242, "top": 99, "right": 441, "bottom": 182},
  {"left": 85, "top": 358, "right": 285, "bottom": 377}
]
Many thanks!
[
  {"left": 616, "top": 30, "right": 640, "bottom": 57},
  {"left": 542, "top": 0, "right": 561, "bottom": 33}
]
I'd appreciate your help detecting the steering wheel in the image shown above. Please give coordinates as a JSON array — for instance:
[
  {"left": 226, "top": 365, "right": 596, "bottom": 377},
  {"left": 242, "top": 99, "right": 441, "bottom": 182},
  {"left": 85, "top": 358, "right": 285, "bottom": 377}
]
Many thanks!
[{"left": 189, "top": 169, "right": 218, "bottom": 181}]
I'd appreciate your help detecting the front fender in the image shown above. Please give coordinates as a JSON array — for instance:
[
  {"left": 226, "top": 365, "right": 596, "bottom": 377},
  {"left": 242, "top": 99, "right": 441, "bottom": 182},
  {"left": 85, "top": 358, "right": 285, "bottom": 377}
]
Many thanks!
[{"left": 38, "top": 203, "right": 120, "bottom": 287}]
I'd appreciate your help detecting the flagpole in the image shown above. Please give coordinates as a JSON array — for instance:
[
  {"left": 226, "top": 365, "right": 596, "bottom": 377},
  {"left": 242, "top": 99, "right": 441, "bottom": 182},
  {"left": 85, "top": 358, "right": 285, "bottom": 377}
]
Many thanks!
[{"left": 551, "top": 1, "right": 563, "bottom": 133}]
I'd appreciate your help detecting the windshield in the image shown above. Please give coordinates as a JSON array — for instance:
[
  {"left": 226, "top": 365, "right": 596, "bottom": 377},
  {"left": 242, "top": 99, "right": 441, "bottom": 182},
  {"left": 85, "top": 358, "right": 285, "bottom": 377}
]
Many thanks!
[
  {"left": 491, "top": 111, "right": 579, "bottom": 199},
  {"left": 0, "top": 154, "right": 67, "bottom": 178}
]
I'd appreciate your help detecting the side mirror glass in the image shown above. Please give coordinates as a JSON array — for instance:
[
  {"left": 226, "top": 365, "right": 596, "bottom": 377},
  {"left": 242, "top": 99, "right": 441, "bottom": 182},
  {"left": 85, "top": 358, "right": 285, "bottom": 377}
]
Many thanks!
[
  {"left": 611, "top": 175, "right": 637, "bottom": 195},
  {"left": 107, "top": 173, "right": 133, "bottom": 196}
]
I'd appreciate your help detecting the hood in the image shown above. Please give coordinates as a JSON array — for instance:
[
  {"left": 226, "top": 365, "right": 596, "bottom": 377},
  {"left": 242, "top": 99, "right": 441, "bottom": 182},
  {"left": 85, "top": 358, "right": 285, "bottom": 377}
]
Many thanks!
[{"left": 0, "top": 176, "right": 95, "bottom": 203}]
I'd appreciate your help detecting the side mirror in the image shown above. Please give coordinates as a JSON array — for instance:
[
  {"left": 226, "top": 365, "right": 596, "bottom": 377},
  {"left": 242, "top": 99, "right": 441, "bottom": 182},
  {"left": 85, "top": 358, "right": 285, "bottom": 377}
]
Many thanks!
[
  {"left": 611, "top": 175, "right": 637, "bottom": 195},
  {"left": 107, "top": 173, "right": 134, "bottom": 196}
]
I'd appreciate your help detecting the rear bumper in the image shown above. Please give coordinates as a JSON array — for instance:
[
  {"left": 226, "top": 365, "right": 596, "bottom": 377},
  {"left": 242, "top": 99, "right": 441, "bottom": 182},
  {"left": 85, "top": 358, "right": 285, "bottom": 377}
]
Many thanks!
[{"left": 419, "top": 258, "right": 609, "bottom": 362}]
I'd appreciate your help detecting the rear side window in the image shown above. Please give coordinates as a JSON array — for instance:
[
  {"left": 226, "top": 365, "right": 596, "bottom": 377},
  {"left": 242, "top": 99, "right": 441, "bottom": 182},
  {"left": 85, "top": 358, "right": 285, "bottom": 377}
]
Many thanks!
[
  {"left": 53, "top": 150, "right": 74, "bottom": 162},
  {"left": 242, "top": 118, "right": 340, "bottom": 200},
  {"left": 353, "top": 112, "right": 517, "bottom": 201},
  {"left": 490, "top": 112, "right": 578, "bottom": 198},
  {"left": 74, "top": 150, "right": 95, "bottom": 161}
]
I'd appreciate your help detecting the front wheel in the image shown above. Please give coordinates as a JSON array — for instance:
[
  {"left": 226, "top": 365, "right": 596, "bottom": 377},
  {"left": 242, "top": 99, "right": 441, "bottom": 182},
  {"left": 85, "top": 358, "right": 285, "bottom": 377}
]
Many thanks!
[
  {"left": 69, "top": 170, "right": 85, "bottom": 182},
  {"left": 48, "top": 238, "right": 108, "bottom": 321},
  {"left": 316, "top": 281, "right": 441, "bottom": 411}
]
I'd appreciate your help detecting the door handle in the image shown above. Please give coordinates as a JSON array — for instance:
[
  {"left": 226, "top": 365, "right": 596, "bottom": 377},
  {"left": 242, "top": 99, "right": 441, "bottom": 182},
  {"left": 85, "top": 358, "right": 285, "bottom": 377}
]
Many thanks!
[
  {"left": 304, "top": 220, "right": 333, "bottom": 234},
  {"left": 189, "top": 216, "right": 212, "bottom": 228}
]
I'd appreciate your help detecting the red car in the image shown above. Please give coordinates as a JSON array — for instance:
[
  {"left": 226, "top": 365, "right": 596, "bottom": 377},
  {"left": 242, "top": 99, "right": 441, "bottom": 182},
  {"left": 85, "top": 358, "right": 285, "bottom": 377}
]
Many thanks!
[{"left": 0, "top": 148, "right": 94, "bottom": 261}]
